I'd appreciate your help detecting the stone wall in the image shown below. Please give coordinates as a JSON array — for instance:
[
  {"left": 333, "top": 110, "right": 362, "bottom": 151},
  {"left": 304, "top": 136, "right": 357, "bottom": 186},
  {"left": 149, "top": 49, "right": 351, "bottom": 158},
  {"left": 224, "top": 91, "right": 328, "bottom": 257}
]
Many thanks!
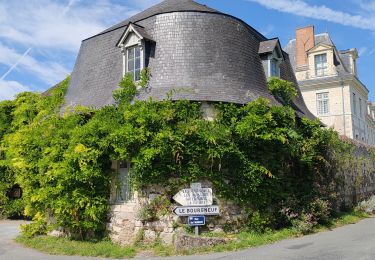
[
  {"left": 335, "top": 137, "right": 375, "bottom": 209},
  {"left": 107, "top": 138, "right": 375, "bottom": 246},
  {"left": 107, "top": 181, "right": 246, "bottom": 245}
]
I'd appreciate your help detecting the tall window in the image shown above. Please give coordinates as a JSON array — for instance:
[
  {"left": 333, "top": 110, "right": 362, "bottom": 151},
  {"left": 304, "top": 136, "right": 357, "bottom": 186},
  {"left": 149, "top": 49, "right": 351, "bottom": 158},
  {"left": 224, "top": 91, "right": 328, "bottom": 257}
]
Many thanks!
[
  {"left": 353, "top": 93, "right": 357, "bottom": 115},
  {"left": 359, "top": 98, "right": 362, "bottom": 118},
  {"left": 270, "top": 59, "right": 279, "bottom": 77},
  {"left": 317, "top": 92, "right": 329, "bottom": 115},
  {"left": 315, "top": 53, "right": 328, "bottom": 77},
  {"left": 115, "top": 161, "right": 133, "bottom": 203},
  {"left": 127, "top": 45, "right": 141, "bottom": 81}
]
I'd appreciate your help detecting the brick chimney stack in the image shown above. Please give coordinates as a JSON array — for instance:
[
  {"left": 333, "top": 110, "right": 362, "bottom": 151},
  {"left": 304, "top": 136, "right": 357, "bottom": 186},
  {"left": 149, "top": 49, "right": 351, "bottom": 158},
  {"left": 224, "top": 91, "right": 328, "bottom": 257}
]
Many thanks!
[{"left": 296, "top": 25, "right": 315, "bottom": 68}]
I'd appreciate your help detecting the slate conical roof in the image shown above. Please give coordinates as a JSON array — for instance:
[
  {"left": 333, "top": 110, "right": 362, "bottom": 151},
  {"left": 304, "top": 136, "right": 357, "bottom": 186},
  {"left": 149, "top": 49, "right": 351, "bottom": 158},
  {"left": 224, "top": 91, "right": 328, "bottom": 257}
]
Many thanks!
[
  {"left": 64, "top": 0, "right": 315, "bottom": 120},
  {"left": 89, "top": 0, "right": 223, "bottom": 39}
]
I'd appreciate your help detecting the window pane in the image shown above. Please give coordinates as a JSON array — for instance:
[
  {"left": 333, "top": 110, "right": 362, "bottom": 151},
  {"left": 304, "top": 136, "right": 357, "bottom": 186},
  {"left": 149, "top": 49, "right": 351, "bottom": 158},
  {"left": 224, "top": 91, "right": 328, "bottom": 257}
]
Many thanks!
[
  {"left": 315, "top": 54, "right": 328, "bottom": 77},
  {"left": 135, "top": 69, "right": 141, "bottom": 81},
  {"left": 135, "top": 57, "right": 141, "bottom": 70},
  {"left": 128, "top": 48, "right": 134, "bottom": 59},
  {"left": 135, "top": 46, "right": 141, "bottom": 58},
  {"left": 115, "top": 167, "right": 133, "bottom": 202},
  {"left": 317, "top": 92, "right": 329, "bottom": 115},
  {"left": 128, "top": 59, "right": 134, "bottom": 72},
  {"left": 271, "top": 60, "right": 278, "bottom": 77}
]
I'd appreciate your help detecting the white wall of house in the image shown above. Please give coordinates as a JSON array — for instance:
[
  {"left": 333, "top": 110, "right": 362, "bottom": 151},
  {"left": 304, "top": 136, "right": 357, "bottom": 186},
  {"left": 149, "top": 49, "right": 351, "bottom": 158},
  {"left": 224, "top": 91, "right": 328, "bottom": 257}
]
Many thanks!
[
  {"left": 290, "top": 26, "right": 375, "bottom": 145},
  {"left": 299, "top": 68, "right": 375, "bottom": 145}
]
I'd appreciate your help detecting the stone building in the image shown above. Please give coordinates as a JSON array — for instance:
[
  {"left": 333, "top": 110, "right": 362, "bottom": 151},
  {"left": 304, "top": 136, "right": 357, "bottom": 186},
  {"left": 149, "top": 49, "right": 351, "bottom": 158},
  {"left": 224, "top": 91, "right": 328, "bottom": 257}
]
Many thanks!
[
  {"left": 65, "top": 0, "right": 313, "bottom": 118},
  {"left": 284, "top": 26, "right": 375, "bottom": 145},
  {"left": 64, "top": 0, "right": 316, "bottom": 245}
]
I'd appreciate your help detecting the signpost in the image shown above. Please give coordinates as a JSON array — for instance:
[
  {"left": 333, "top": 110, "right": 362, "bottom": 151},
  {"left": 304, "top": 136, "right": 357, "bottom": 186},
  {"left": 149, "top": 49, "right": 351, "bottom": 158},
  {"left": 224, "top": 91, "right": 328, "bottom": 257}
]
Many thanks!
[
  {"left": 188, "top": 216, "right": 205, "bottom": 226},
  {"left": 172, "top": 187, "right": 213, "bottom": 206},
  {"left": 173, "top": 205, "right": 220, "bottom": 216},
  {"left": 188, "top": 216, "right": 205, "bottom": 236},
  {"left": 172, "top": 183, "right": 219, "bottom": 236}
]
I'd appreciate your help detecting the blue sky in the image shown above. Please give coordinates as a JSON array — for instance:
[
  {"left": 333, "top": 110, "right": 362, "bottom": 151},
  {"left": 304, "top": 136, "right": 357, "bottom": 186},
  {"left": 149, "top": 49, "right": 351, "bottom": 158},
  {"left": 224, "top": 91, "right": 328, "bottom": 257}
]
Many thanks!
[{"left": 1, "top": 0, "right": 375, "bottom": 101}]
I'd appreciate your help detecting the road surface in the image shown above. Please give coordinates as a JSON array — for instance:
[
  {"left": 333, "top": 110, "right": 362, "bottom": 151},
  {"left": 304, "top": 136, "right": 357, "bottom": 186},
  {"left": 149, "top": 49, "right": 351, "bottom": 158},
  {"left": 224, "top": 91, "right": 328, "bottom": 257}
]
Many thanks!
[{"left": 1, "top": 217, "right": 375, "bottom": 259}]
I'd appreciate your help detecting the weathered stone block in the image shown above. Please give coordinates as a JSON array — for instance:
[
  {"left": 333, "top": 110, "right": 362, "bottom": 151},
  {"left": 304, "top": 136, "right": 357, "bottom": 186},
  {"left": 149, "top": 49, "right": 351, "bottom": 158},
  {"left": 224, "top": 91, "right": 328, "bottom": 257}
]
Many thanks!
[{"left": 174, "top": 234, "right": 229, "bottom": 250}]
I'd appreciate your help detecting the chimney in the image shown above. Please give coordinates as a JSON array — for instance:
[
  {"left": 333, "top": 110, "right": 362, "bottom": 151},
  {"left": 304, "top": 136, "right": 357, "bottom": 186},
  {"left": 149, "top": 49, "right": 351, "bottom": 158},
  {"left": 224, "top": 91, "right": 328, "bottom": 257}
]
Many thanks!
[{"left": 296, "top": 25, "right": 315, "bottom": 68}]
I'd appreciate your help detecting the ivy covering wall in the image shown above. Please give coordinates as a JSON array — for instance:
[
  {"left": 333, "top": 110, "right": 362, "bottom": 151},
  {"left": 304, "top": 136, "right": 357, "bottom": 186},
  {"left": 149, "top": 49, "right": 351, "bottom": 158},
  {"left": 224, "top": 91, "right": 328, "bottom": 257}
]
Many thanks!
[{"left": 0, "top": 74, "right": 374, "bottom": 238}]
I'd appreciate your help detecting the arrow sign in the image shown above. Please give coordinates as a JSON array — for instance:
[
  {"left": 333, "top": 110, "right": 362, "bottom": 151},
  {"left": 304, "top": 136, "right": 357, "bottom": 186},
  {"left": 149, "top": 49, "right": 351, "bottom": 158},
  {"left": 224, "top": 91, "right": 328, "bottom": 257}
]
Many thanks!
[
  {"left": 173, "top": 205, "right": 220, "bottom": 216},
  {"left": 173, "top": 187, "right": 213, "bottom": 206}
]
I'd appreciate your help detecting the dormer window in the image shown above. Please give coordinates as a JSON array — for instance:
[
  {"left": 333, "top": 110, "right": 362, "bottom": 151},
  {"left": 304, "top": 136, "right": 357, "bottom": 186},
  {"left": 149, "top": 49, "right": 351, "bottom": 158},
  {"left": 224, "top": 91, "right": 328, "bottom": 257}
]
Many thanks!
[
  {"left": 315, "top": 53, "right": 328, "bottom": 77},
  {"left": 270, "top": 58, "right": 279, "bottom": 77},
  {"left": 127, "top": 45, "right": 142, "bottom": 81},
  {"left": 258, "top": 38, "right": 285, "bottom": 79},
  {"left": 117, "top": 23, "right": 154, "bottom": 82}
]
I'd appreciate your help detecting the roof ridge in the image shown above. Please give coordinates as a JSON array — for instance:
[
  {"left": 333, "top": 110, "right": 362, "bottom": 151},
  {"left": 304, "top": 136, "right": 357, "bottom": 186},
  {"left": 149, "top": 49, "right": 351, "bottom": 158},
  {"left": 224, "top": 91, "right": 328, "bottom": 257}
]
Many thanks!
[{"left": 83, "top": 0, "right": 222, "bottom": 41}]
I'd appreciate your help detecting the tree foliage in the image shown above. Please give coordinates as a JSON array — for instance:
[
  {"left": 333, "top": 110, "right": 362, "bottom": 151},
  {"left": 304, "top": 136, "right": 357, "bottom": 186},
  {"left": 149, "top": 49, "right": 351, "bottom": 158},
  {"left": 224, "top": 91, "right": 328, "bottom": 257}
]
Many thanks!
[{"left": 0, "top": 74, "right": 363, "bottom": 237}]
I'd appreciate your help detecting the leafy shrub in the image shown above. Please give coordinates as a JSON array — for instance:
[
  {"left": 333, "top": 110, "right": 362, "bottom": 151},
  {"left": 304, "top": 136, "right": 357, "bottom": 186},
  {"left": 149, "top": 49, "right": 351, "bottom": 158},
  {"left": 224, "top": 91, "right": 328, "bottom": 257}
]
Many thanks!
[
  {"left": 267, "top": 77, "right": 297, "bottom": 105},
  {"left": 137, "top": 195, "right": 171, "bottom": 222},
  {"left": 245, "top": 211, "right": 273, "bottom": 233},
  {"left": 308, "top": 198, "right": 331, "bottom": 224},
  {"left": 357, "top": 196, "right": 375, "bottom": 214},
  {"left": 21, "top": 219, "right": 47, "bottom": 238},
  {"left": 2, "top": 198, "right": 25, "bottom": 219},
  {"left": 291, "top": 213, "right": 317, "bottom": 234},
  {"left": 0, "top": 74, "right": 371, "bottom": 240},
  {"left": 112, "top": 73, "right": 137, "bottom": 104}
]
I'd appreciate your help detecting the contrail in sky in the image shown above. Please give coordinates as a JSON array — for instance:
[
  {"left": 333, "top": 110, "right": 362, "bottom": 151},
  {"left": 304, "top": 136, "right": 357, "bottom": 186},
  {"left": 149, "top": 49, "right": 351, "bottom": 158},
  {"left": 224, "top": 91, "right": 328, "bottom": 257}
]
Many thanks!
[
  {"left": 0, "top": 47, "right": 32, "bottom": 81},
  {"left": 1, "top": 0, "right": 74, "bottom": 83},
  {"left": 62, "top": 0, "right": 78, "bottom": 15}
]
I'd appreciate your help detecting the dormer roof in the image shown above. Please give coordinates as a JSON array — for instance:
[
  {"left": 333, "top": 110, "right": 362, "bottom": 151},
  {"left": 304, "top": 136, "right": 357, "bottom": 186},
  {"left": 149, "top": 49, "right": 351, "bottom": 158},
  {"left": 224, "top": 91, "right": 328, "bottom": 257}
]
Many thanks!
[
  {"left": 259, "top": 38, "right": 285, "bottom": 60},
  {"left": 116, "top": 23, "right": 154, "bottom": 47},
  {"left": 307, "top": 42, "right": 333, "bottom": 53}
]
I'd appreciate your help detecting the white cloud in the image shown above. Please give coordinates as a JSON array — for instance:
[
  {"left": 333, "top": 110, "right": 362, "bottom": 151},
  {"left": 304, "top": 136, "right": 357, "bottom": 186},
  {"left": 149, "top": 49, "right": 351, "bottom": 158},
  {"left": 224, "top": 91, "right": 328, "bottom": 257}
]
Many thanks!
[
  {"left": 0, "top": 43, "right": 69, "bottom": 85},
  {"left": 358, "top": 47, "right": 368, "bottom": 57},
  {"left": 260, "top": 25, "right": 275, "bottom": 36},
  {"left": 358, "top": 0, "right": 375, "bottom": 12},
  {"left": 0, "top": 0, "right": 139, "bottom": 52},
  {"left": 0, "top": 79, "right": 31, "bottom": 101},
  {"left": 0, "top": 0, "right": 162, "bottom": 92},
  {"left": 247, "top": 0, "right": 375, "bottom": 32},
  {"left": 62, "top": 0, "right": 78, "bottom": 15}
]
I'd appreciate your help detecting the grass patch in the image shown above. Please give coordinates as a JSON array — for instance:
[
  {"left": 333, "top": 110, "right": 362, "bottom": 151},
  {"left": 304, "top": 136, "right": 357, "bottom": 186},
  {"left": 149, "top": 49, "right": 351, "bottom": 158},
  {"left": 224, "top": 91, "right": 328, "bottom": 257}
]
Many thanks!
[
  {"left": 16, "top": 236, "right": 136, "bottom": 259},
  {"left": 16, "top": 210, "right": 369, "bottom": 258},
  {"left": 143, "top": 210, "right": 369, "bottom": 256}
]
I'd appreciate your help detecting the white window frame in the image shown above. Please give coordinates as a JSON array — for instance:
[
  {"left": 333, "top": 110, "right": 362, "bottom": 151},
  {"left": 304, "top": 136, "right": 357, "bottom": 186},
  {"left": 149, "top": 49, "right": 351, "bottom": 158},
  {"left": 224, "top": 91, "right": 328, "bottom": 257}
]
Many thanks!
[
  {"left": 315, "top": 53, "right": 328, "bottom": 77},
  {"left": 317, "top": 92, "right": 329, "bottom": 115},
  {"left": 125, "top": 45, "right": 143, "bottom": 82},
  {"left": 118, "top": 27, "right": 146, "bottom": 82},
  {"left": 112, "top": 161, "right": 133, "bottom": 204}
]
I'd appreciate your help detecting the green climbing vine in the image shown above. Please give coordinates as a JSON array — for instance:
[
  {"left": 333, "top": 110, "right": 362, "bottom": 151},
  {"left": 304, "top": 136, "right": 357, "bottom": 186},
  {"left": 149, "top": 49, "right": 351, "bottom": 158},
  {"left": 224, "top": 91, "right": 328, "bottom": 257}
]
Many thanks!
[{"left": 0, "top": 70, "right": 373, "bottom": 238}]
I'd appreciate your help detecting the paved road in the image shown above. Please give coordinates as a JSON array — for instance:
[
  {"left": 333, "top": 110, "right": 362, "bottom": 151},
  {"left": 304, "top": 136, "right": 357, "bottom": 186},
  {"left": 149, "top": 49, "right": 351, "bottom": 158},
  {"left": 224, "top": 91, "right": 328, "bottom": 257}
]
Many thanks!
[
  {"left": 0, "top": 220, "right": 105, "bottom": 260},
  {"left": 1, "top": 218, "right": 375, "bottom": 260}
]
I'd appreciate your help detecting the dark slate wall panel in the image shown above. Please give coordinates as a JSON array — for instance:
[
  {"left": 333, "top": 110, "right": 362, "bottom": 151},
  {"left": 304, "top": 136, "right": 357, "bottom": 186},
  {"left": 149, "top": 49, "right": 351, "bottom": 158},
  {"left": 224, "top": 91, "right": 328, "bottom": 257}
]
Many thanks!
[
  {"left": 65, "top": 10, "right": 314, "bottom": 119},
  {"left": 65, "top": 28, "right": 124, "bottom": 109},
  {"left": 136, "top": 12, "right": 277, "bottom": 104}
]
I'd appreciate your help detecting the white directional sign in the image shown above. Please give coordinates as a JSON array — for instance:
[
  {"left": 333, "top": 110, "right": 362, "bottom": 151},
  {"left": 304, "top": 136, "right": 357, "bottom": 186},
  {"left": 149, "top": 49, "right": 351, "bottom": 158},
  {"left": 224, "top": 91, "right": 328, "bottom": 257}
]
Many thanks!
[
  {"left": 173, "top": 187, "right": 213, "bottom": 206},
  {"left": 173, "top": 205, "right": 220, "bottom": 216}
]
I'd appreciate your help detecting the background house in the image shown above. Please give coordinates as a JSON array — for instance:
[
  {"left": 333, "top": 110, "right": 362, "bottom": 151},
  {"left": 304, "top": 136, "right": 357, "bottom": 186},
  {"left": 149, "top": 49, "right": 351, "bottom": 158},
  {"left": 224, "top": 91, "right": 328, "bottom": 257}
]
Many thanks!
[{"left": 284, "top": 26, "right": 375, "bottom": 145}]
